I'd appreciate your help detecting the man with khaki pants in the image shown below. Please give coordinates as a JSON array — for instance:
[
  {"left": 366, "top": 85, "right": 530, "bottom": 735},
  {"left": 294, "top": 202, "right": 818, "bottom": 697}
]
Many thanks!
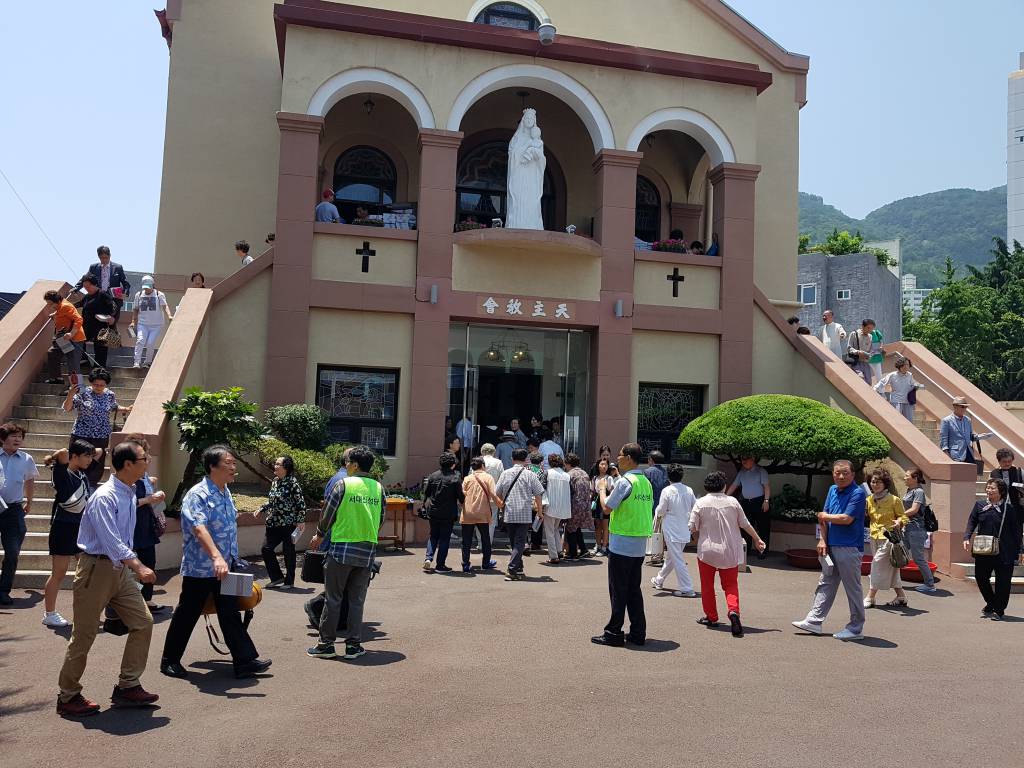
[{"left": 56, "top": 439, "right": 158, "bottom": 717}]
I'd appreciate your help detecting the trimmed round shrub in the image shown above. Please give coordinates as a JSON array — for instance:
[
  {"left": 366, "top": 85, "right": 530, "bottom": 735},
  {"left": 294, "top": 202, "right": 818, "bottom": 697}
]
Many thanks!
[
  {"left": 256, "top": 437, "right": 334, "bottom": 506},
  {"left": 263, "top": 404, "right": 329, "bottom": 451}
]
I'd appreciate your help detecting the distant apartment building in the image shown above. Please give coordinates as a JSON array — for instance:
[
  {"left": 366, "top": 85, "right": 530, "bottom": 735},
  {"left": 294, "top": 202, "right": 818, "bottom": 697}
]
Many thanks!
[
  {"left": 901, "top": 273, "right": 932, "bottom": 318},
  {"left": 797, "top": 251, "right": 902, "bottom": 342},
  {"left": 1010, "top": 52, "right": 1024, "bottom": 246}
]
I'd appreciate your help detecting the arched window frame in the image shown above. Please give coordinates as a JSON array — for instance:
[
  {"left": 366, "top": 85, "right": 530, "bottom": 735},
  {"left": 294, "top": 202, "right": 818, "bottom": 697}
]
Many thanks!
[
  {"left": 456, "top": 139, "right": 555, "bottom": 229},
  {"left": 635, "top": 175, "right": 662, "bottom": 243},
  {"left": 473, "top": 2, "right": 539, "bottom": 31},
  {"left": 333, "top": 146, "right": 398, "bottom": 219}
]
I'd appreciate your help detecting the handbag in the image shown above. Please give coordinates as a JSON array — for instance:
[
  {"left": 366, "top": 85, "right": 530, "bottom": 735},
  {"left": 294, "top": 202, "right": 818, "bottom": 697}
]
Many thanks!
[
  {"left": 886, "top": 527, "right": 911, "bottom": 568},
  {"left": 972, "top": 502, "right": 1007, "bottom": 557},
  {"left": 203, "top": 582, "right": 263, "bottom": 655},
  {"left": 97, "top": 325, "right": 122, "bottom": 348},
  {"left": 57, "top": 474, "right": 89, "bottom": 515},
  {"left": 646, "top": 516, "right": 664, "bottom": 557},
  {"left": 301, "top": 550, "right": 326, "bottom": 584}
]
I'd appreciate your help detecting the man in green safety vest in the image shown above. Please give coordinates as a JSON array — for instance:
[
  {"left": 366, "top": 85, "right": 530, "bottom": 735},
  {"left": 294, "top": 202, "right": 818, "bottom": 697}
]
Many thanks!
[
  {"left": 307, "top": 445, "right": 384, "bottom": 661},
  {"left": 592, "top": 442, "right": 654, "bottom": 647}
]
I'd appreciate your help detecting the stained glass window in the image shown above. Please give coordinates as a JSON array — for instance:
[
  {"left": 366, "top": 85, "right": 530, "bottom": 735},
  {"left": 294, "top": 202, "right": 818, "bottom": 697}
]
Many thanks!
[
  {"left": 635, "top": 175, "right": 661, "bottom": 243},
  {"left": 456, "top": 140, "right": 554, "bottom": 229},
  {"left": 333, "top": 146, "right": 397, "bottom": 220},
  {"left": 317, "top": 366, "right": 399, "bottom": 455},
  {"left": 473, "top": 3, "right": 538, "bottom": 31},
  {"left": 637, "top": 383, "right": 704, "bottom": 464}
]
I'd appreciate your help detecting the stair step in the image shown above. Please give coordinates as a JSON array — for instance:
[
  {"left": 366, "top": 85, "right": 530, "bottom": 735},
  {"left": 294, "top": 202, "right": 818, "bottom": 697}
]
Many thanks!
[
  {"left": 13, "top": 570, "right": 73, "bottom": 590},
  {"left": 16, "top": 418, "right": 80, "bottom": 435},
  {"left": 966, "top": 576, "right": 1024, "bottom": 593},
  {"left": 26, "top": 382, "right": 143, "bottom": 397},
  {"left": 26, "top": 514, "right": 54, "bottom": 533},
  {"left": 955, "top": 562, "right": 1024, "bottom": 578},
  {"left": 20, "top": 433, "right": 80, "bottom": 450}
]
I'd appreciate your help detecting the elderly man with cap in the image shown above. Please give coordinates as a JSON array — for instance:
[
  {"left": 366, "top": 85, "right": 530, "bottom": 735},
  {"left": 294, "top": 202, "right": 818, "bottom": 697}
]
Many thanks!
[
  {"left": 940, "top": 396, "right": 992, "bottom": 464},
  {"left": 130, "top": 275, "right": 173, "bottom": 369}
]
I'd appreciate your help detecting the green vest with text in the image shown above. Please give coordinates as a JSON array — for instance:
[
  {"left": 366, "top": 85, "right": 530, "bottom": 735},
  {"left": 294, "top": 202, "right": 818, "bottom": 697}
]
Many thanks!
[
  {"left": 609, "top": 473, "right": 654, "bottom": 537},
  {"left": 330, "top": 476, "right": 382, "bottom": 544}
]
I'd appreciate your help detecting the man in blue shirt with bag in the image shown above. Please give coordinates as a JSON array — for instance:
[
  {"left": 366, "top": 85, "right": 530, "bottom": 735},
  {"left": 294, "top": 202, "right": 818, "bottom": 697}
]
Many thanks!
[{"left": 792, "top": 459, "right": 867, "bottom": 641}]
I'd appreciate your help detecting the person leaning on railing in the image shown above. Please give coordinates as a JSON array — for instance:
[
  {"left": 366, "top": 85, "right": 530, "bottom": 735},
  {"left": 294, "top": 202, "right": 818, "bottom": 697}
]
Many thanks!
[{"left": 43, "top": 289, "right": 86, "bottom": 391}]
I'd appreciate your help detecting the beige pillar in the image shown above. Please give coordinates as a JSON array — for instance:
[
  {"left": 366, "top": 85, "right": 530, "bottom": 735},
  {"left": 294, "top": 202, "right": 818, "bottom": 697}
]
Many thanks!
[
  {"left": 407, "top": 129, "right": 463, "bottom": 488},
  {"left": 709, "top": 162, "right": 760, "bottom": 403},
  {"left": 669, "top": 202, "right": 704, "bottom": 243},
  {"left": 591, "top": 149, "right": 642, "bottom": 457},
  {"left": 263, "top": 112, "right": 323, "bottom": 408}
]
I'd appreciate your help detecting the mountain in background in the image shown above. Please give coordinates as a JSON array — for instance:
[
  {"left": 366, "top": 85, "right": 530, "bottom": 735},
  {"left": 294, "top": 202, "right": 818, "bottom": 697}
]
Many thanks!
[{"left": 799, "top": 186, "right": 1008, "bottom": 287}]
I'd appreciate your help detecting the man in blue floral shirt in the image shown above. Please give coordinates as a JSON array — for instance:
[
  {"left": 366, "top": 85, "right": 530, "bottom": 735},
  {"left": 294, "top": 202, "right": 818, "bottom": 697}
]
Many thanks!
[{"left": 160, "top": 445, "right": 272, "bottom": 680}]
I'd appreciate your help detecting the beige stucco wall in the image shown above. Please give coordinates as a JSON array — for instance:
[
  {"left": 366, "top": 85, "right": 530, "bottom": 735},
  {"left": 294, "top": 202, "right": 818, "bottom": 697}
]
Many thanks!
[
  {"left": 204, "top": 271, "right": 271, "bottom": 407},
  {"left": 631, "top": 330, "right": 719, "bottom": 469},
  {"left": 158, "top": 322, "right": 209, "bottom": 501},
  {"left": 312, "top": 233, "right": 417, "bottom": 286},
  {"left": 452, "top": 245, "right": 601, "bottom": 301},
  {"left": 305, "top": 308, "right": 413, "bottom": 483},
  {"left": 633, "top": 262, "right": 719, "bottom": 308},
  {"left": 155, "top": 0, "right": 283, "bottom": 279},
  {"left": 158, "top": 1, "right": 800, "bottom": 306}
]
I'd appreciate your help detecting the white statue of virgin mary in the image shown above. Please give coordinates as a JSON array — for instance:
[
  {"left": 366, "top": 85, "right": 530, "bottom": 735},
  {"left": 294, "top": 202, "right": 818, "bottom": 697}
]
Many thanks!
[{"left": 506, "top": 108, "right": 546, "bottom": 230}]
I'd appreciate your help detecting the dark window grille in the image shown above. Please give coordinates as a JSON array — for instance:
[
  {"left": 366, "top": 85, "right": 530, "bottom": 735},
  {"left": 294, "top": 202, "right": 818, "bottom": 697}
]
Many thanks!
[
  {"left": 637, "top": 382, "right": 704, "bottom": 465},
  {"left": 473, "top": 2, "right": 539, "bottom": 30},
  {"left": 316, "top": 365, "right": 400, "bottom": 455},
  {"left": 333, "top": 146, "right": 397, "bottom": 220},
  {"left": 635, "top": 175, "right": 661, "bottom": 242},
  {"left": 456, "top": 140, "right": 554, "bottom": 229}
]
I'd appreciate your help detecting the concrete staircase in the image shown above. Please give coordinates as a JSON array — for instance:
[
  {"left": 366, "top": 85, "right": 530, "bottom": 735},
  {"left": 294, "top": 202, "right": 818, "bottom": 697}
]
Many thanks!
[
  {"left": 950, "top": 561, "right": 1024, "bottom": 593},
  {"left": 5, "top": 351, "right": 146, "bottom": 589}
]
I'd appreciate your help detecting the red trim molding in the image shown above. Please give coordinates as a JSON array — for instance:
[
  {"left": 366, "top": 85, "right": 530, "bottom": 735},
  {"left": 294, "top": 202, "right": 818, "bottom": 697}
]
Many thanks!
[{"left": 273, "top": 0, "right": 773, "bottom": 93}]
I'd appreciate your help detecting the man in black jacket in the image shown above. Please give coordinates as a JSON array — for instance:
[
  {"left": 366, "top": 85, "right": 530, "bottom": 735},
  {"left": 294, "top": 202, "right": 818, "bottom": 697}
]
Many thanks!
[
  {"left": 421, "top": 452, "right": 463, "bottom": 573},
  {"left": 75, "top": 246, "right": 131, "bottom": 300}
]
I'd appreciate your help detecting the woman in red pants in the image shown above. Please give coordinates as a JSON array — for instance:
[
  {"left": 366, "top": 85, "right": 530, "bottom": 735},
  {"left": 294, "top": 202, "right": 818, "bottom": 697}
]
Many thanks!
[{"left": 689, "top": 471, "right": 766, "bottom": 637}]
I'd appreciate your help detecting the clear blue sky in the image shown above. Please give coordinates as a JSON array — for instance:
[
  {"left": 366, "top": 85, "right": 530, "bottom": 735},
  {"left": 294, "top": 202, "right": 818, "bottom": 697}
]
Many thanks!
[{"left": 2, "top": 1, "right": 1023, "bottom": 293}]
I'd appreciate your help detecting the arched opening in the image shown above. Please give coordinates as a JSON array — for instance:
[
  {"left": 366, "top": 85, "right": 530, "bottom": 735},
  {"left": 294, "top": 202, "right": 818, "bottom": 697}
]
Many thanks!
[
  {"left": 473, "top": 2, "right": 539, "bottom": 30},
  {"left": 319, "top": 93, "right": 420, "bottom": 226},
  {"left": 456, "top": 88, "right": 591, "bottom": 233},
  {"left": 634, "top": 129, "right": 714, "bottom": 248}
]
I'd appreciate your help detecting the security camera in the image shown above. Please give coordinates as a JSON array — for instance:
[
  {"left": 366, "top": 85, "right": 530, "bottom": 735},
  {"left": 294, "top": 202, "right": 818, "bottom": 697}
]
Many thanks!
[{"left": 538, "top": 20, "right": 556, "bottom": 45}]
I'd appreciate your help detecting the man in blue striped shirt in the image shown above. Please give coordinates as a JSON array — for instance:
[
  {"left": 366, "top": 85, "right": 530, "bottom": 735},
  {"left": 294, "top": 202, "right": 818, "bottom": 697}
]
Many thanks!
[{"left": 56, "top": 439, "right": 158, "bottom": 717}]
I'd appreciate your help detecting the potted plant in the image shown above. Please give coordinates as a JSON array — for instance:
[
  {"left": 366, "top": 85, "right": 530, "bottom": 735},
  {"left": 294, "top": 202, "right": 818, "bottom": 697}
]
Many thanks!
[{"left": 651, "top": 238, "right": 689, "bottom": 253}]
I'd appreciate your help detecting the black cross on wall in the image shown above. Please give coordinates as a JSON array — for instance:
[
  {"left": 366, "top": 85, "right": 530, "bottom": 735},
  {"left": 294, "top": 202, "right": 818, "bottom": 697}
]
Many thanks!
[
  {"left": 666, "top": 267, "right": 685, "bottom": 298},
  {"left": 356, "top": 241, "right": 376, "bottom": 273}
]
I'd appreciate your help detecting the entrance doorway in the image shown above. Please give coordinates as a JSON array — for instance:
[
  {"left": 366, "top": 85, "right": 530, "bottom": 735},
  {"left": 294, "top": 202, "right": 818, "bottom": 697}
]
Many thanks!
[{"left": 447, "top": 324, "right": 590, "bottom": 458}]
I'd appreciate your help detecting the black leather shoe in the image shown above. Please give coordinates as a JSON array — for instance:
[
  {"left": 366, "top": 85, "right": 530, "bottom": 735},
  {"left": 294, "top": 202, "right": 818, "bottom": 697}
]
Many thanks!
[
  {"left": 160, "top": 660, "right": 189, "bottom": 679},
  {"left": 625, "top": 635, "right": 646, "bottom": 646},
  {"left": 590, "top": 633, "right": 625, "bottom": 647},
  {"left": 234, "top": 658, "right": 273, "bottom": 678}
]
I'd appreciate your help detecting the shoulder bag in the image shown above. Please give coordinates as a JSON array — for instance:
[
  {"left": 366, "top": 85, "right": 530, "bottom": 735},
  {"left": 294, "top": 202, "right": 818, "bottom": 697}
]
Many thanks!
[
  {"left": 886, "top": 525, "right": 911, "bottom": 568},
  {"left": 56, "top": 471, "right": 89, "bottom": 516},
  {"left": 971, "top": 502, "right": 1007, "bottom": 557},
  {"left": 845, "top": 331, "right": 861, "bottom": 365},
  {"left": 97, "top": 325, "right": 122, "bottom": 348}
]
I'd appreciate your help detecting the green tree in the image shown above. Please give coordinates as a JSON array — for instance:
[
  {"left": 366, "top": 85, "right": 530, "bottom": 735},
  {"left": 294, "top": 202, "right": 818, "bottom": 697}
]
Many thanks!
[
  {"left": 677, "top": 395, "right": 890, "bottom": 499},
  {"left": 163, "top": 387, "right": 267, "bottom": 509},
  {"left": 904, "top": 239, "right": 1024, "bottom": 400},
  {"left": 263, "top": 404, "right": 329, "bottom": 450},
  {"left": 808, "top": 228, "right": 864, "bottom": 256},
  {"left": 798, "top": 233, "right": 811, "bottom": 254}
]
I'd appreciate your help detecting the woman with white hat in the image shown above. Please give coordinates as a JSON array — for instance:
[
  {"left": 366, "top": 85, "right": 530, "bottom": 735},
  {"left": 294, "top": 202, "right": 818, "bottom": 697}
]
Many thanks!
[{"left": 130, "top": 275, "right": 173, "bottom": 368}]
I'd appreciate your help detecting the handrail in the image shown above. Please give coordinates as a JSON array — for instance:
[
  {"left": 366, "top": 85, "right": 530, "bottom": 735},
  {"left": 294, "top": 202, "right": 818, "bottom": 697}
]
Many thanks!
[
  {"left": 0, "top": 319, "right": 52, "bottom": 387},
  {"left": 900, "top": 363, "right": 1024, "bottom": 460}
]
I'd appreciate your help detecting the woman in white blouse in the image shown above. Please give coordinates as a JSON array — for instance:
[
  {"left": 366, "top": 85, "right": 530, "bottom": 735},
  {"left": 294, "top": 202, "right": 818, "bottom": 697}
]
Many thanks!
[
  {"left": 689, "top": 471, "right": 766, "bottom": 637},
  {"left": 651, "top": 464, "right": 697, "bottom": 597},
  {"left": 874, "top": 356, "right": 923, "bottom": 421}
]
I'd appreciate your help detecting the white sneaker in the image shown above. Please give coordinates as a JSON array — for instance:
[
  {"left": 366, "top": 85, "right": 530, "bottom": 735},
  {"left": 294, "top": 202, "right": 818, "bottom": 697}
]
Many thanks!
[
  {"left": 915, "top": 584, "right": 938, "bottom": 593},
  {"left": 791, "top": 620, "right": 824, "bottom": 635},
  {"left": 833, "top": 628, "right": 864, "bottom": 641},
  {"left": 43, "top": 611, "right": 70, "bottom": 628},
  {"left": 674, "top": 590, "right": 697, "bottom": 597},
  {"left": 863, "top": 597, "right": 875, "bottom": 608},
  {"left": 650, "top": 576, "right": 664, "bottom": 590}
]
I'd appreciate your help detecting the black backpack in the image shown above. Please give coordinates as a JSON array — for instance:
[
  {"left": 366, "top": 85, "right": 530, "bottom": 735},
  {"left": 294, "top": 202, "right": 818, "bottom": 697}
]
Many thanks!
[{"left": 921, "top": 503, "right": 939, "bottom": 533}]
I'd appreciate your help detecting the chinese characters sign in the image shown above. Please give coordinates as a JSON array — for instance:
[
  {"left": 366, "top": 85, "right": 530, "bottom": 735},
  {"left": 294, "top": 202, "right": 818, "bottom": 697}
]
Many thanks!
[{"left": 476, "top": 295, "right": 575, "bottom": 322}]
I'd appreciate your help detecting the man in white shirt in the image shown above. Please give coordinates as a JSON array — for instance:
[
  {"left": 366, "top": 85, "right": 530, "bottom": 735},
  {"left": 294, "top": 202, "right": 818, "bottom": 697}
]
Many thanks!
[
  {"left": 130, "top": 275, "right": 173, "bottom": 368},
  {"left": 236, "top": 240, "right": 253, "bottom": 267},
  {"left": 819, "top": 309, "right": 847, "bottom": 358}
]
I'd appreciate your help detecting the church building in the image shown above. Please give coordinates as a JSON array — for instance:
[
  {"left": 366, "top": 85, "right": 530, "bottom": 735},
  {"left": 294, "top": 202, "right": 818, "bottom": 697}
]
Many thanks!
[{"left": 151, "top": 0, "right": 811, "bottom": 488}]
